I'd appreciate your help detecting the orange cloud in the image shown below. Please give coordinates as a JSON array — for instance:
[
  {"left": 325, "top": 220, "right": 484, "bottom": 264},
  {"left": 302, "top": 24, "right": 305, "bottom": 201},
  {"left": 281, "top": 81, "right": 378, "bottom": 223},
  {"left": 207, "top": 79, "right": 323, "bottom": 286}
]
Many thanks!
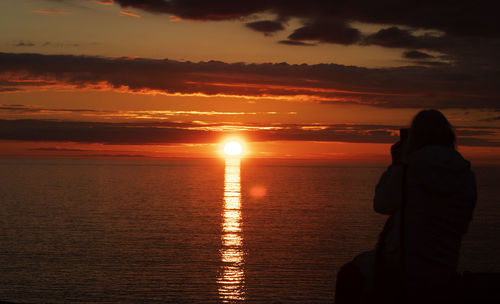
[
  {"left": 169, "top": 15, "right": 181, "bottom": 22},
  {"left": 32, "top": 9, "right": 72, "bottom": 15},
  {"left": 96, "top": 0, "right": 114, "bottom": 5},
  {"left": 120, "top": 10, "right": 141, "bottom": 18}
]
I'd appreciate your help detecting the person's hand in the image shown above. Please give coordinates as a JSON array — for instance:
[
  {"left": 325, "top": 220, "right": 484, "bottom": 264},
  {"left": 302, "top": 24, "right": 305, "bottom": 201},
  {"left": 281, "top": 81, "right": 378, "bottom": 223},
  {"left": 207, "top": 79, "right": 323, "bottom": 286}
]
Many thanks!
[
  {"left": 391, "top": 141, "right": 409, "bottom": 164},
  {"left": 391, "top": 141, "right": 403, "bottom": 163}
]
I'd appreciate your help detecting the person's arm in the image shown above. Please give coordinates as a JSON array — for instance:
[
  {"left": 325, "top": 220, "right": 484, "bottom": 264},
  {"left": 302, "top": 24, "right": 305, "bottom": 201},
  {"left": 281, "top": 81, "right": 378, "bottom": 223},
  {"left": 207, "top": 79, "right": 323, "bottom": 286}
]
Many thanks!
[{"left": 373, "top": 163, "right": 405, "bottom": 215}]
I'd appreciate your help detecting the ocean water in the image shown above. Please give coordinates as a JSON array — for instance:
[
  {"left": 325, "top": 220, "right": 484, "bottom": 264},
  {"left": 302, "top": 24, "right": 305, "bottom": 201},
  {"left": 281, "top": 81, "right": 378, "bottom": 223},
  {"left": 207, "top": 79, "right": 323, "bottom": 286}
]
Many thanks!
[{"left": 0, "top": 158, "right": 498, "bottom": 303}]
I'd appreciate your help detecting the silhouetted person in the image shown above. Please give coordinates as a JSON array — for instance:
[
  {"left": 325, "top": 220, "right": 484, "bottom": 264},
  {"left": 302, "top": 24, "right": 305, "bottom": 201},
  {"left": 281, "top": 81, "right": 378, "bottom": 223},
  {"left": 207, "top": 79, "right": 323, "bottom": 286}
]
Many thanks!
[{"left": 336, "top": 109, "right": 477, "bottom": 304}]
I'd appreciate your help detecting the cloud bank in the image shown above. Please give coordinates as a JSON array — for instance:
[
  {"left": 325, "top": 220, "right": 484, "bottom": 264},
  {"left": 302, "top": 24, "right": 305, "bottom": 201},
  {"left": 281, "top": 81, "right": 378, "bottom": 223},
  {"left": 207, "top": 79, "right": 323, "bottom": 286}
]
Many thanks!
[
  {"left": 1, "top": 52, "right": 499, "bottom": 109},
  {"left": 1, "top": 119, "right": 498, "bottom": 147}
]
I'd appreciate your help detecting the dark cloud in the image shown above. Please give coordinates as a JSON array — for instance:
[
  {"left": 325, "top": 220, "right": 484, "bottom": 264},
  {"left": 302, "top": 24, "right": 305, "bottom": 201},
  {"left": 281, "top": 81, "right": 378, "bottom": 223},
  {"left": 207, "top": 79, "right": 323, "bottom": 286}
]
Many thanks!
[
  {"left": 2, "top": 119, "right": 498, "bottom": 147},
  {"left": 1, "top": 52, "right": 499, "bottom": 109},
  {"left": 81, "top": 153, "right": 148, "bottom": 157},
  {"left": 0, "top": 88, "right": 23, "bottom": 93},
  {"left": 41, "top": 41, "right": 80, "bottom": 47},
  {"left": 14, "top": 40, "right": 85, "bottom": 48},
  {"left": 0, "top": 104, "right": 97, "bottom": 113},
  {"left": 278, "top": 40, "right": 316, "bottom": 46},
  {"left": 479, "top": 116, "right": 500, "bottom": 122},
  {"left": 0, "top": 119, "right": 219, "bottom": 144},
  {"left": 245, "top": 20, "right": 283, "bottom": 34},
  {"left": 106, "top": 1, "right": 500, "bottom": 68},
  {"left": 0, "top": 104, "right": 276, "bottom": 120},
  {"left": 114, "top": 0, "right": 261, "bottom": 20},
  {"left": 413, "top": 61, "right": 448, "bottom": 66},
  {"left": 363, "top": 27, "right": 420, "bottom": 48},
  {"left": 29, "top": 147, "right": 147, "bottom": 157},
  {"left": 404, "top": 50, "right": 434, "bottom": 59},
  {"left": 31, "top": 147, "right": 88, "bottom": 151},
  {"left": 287, "top": 20, "right": 361, "bottom": 45},
  {"left": 15, "top": 41, "right": 35, "bottom": 47},
  {"left": 111, "top": 1, "right": 500, "bottom": 38},
  {"left": 456, "top": 129, "right": 497, "bottom": 137},
  {"left": 360, "top": 28, "right": 459, "bottom": 64}
]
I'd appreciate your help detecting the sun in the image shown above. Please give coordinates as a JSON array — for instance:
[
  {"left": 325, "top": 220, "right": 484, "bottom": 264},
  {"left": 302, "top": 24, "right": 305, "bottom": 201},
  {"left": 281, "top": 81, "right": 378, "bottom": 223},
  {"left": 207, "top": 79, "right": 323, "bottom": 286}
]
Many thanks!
[
  {"left": 224, "top": 141, "right": 243, "bottom": 156},
  {"left": 219, "top": 137, "right": 247, "bottom": 158}
]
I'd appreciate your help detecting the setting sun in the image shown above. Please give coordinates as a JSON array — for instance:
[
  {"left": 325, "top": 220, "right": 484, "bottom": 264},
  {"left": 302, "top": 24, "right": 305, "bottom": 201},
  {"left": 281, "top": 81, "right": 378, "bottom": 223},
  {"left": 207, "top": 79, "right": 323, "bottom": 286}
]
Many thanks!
[{"left": 224, "top": 141, "right": 243, "bottom": 156}]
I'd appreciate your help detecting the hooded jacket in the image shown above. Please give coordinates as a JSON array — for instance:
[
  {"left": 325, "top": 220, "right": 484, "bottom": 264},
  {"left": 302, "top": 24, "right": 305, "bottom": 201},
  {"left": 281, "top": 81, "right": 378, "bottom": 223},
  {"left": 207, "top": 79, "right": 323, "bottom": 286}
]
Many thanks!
[{"left": 374, "top": 145, "right": 477, "bottom": 292}]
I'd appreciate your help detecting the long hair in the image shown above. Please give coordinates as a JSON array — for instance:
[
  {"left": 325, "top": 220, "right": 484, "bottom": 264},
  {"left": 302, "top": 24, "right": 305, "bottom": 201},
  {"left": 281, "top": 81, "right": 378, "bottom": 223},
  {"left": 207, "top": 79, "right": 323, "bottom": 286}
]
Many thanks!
[{"left": 407, "top": 109, "right": 456, "bottom": 153}]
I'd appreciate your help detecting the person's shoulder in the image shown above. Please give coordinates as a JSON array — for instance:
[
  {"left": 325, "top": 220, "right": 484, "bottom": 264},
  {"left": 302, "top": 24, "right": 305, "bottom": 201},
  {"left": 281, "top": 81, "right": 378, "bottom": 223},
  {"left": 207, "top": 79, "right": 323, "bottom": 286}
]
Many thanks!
[
  {"left": 408, "top": 146, "right": 476, "bottom": 195},
  {"left": 409, "top": 145, "right": 470, "bottom": 171}
]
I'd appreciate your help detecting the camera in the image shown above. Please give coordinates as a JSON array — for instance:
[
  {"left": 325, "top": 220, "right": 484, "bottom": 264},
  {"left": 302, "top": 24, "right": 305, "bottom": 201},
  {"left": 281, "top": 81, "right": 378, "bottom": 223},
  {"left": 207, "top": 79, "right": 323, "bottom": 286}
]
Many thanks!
[
  {"left": 400, "top": 128, "right": 409, "bottom": 143},
  {"left": 391, "top": 128, "right": 409, "bottom": 163}
]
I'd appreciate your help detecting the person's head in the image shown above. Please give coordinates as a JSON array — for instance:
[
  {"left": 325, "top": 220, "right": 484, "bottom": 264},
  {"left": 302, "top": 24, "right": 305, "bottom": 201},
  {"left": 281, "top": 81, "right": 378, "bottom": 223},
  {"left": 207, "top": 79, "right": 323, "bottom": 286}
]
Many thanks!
[{"left": 407, "top": 109, "right": 456, "bottom": 153}]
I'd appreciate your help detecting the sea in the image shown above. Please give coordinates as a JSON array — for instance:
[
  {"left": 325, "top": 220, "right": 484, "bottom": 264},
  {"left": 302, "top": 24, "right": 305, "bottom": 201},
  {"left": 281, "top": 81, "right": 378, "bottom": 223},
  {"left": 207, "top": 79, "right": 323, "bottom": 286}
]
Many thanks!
[{"left": 0, "top": 158, "right": 498, "bottom": 303}]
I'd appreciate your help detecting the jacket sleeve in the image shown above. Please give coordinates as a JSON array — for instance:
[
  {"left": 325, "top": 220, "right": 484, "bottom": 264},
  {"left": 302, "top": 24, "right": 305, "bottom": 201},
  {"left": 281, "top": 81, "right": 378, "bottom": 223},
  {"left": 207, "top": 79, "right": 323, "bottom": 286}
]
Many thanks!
[{"left": 374, "top": 163, "right": 405, "bottom": 215}]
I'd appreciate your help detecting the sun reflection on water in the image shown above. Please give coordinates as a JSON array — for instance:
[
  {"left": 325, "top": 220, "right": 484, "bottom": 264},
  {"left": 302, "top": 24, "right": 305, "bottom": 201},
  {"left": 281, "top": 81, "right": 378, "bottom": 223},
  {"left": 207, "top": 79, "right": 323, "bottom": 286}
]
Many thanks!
[{"left": 218, "top": 158, "right": 245, "bottom": 302}]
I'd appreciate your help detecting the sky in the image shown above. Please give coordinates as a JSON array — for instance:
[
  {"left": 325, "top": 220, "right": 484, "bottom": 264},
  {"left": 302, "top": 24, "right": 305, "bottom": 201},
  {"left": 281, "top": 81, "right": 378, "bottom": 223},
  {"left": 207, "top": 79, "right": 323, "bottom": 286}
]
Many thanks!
[{"left": 0, "top": 0, "right": 499, "bottom": 162}]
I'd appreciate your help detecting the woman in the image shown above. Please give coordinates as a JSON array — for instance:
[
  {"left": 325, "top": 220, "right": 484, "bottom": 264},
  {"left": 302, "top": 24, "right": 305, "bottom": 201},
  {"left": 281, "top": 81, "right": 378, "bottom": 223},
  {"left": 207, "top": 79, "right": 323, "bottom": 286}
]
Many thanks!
[
  {"left": 373, "top": 109, "right": 477, "bottom": 303},
  {"left": 335, "top": 110, "right": 477, "bottom": 304}
]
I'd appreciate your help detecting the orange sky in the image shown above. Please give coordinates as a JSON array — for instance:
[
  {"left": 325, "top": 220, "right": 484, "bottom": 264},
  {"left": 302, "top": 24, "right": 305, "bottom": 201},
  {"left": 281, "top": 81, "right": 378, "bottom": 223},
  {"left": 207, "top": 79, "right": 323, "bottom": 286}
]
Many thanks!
[{"left": 0, "top": 1, "right": 499, "bottom": 162}]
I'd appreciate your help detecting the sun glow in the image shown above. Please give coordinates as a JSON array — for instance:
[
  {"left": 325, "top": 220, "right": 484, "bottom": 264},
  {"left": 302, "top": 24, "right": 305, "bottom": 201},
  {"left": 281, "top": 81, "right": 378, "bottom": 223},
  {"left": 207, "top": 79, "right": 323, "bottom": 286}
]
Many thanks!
[
  {"left": 223, "top": 140, "right": 244, "bottom": 157},
  {"left": 218, "top": 137, "right": 247, "bottom": 158}
]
